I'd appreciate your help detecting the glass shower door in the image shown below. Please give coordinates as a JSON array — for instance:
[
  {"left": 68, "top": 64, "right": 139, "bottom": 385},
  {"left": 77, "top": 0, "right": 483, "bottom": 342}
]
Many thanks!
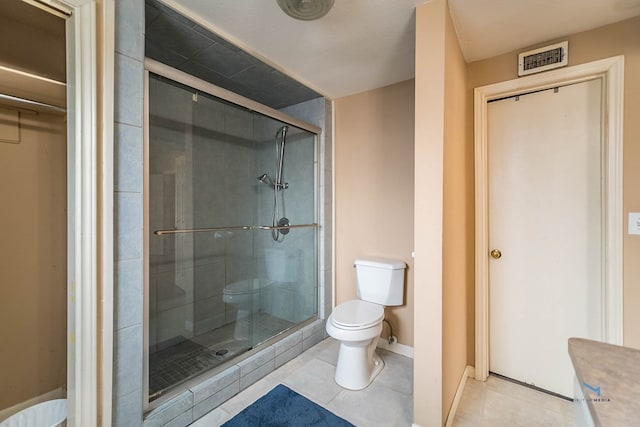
[
  {"left": 148, "top": 76, "right": 245, "bottom": 398},
  {"left": 147, "top": 73, "right": 318, "bottom": 400},
  {"left": 250, "top": 116, "right": 318, "bottom": 345}
]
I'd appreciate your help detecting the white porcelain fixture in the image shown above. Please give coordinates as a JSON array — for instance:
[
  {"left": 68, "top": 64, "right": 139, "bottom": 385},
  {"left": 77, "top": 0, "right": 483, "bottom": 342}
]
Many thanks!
[
  {"left": 326, "top": 257, "right": 406, "bottom": 390},
  {"left": 0, "top": 399, "right": 66, "bottom": 427}
]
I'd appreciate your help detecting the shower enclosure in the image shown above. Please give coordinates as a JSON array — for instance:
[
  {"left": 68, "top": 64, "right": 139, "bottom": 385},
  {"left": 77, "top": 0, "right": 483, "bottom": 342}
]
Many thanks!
[{"left": 145, "top": 69, "right": 319, "bottom": 401}]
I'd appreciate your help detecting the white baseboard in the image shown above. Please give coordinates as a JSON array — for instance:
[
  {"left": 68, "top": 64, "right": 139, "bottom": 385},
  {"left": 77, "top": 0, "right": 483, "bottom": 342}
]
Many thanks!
[
  {"left": 377, "top": 337, "right": 414, "bottom": 358},
  {"left": 444, "top": 365, "right": 475, "bottom": 427},
  {"left": 0, "top": 387, "right": 66, "bottom": 422}
]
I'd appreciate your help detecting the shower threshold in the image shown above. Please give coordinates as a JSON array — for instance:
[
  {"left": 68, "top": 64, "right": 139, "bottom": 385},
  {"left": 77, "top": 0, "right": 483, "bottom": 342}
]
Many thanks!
[{"left": 144, "top": 317, "right": 325, "bottom": 423}]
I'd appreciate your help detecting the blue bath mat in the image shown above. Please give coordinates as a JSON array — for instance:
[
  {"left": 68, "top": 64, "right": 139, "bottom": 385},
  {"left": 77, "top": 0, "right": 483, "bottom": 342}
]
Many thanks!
[{"left": 222, "top": 384, "right": 354, "bottom": 427}]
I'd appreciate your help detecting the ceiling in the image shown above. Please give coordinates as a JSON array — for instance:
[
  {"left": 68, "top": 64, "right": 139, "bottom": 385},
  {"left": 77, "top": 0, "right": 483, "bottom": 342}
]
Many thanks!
[
  {"left": 449, "top": 0, "right": 640, "bottom": 63},
  {"left": 166, "top": 0, "right": 640, "bottom": 99}
]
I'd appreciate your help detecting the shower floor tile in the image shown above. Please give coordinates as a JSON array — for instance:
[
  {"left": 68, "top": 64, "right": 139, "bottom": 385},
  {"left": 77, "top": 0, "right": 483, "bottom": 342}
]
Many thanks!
[
  {"left": 149, "top": 312, "right": 295, "bottom": 399},
  {"left": 149, "top": 339, "right": 233, "bottom": 397}
]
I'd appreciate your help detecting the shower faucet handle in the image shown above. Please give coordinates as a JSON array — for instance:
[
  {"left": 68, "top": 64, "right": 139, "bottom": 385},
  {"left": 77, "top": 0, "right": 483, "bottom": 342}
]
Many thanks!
[{"left": 276, "top": 182, "right": 289, "bottom": 190}]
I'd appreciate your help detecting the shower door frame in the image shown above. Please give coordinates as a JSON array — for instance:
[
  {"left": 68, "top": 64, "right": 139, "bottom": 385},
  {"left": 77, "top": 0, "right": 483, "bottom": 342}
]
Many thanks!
[{"left": 142, "top": 58, "right": 322, "bottom": 407}]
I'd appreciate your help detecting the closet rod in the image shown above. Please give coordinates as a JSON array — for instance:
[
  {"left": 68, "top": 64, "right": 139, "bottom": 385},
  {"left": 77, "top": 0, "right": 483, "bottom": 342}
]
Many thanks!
[
  {"left": 21, "top": 0, "right": 72, "bottom": 19},
  {"left": 0, "top": 93, "right": 66, "bottom": 114}
]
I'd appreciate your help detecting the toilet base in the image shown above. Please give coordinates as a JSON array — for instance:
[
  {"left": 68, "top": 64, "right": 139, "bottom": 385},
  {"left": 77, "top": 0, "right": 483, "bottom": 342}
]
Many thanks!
[
  {"left": 334, "top": 338, "right": 385, "bottom": 390},
  {"left": 233, "top": 309, "right": 250, "bottom": 341}
]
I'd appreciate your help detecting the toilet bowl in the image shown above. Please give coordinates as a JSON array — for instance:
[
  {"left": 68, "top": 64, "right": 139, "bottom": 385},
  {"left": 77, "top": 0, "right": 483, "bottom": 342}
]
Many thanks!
[
  {"left": 326, "top": 257, "right": 406, "bottom": 390},
  {"left": 222, "top": 278, "right": 271, "bottom": 340},
  {"left": 326, "top": 299, "right": 385, "bottom": 390}
]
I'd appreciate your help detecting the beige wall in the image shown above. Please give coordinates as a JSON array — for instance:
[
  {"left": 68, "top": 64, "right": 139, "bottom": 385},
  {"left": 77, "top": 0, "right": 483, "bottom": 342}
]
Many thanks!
[
  {"left": 466, "top": 15, "right": 640, "bottom": 349},
  {"left": 0, "top": 2, "right": 67, "bottom": 411},
  {"left": 0, "top": 0, "right": 65, "bottom": 82},
  {"left": 0, "top": 110, "right": 67, "bottom": 409},
  {"left": 413, "top": 1, "right": 472, "bottom": 423},
  {"left": 334, "top": 80, "right": 415, "bottom": 346},
  {"left": 350, "top": 5, "right": 640, "bottom": 427},
  {"left": 334, "top": 7, "right": 639, "bottom": 427},
  {"left": 441, "top": 3, "right": 472, "bottom": 422},
  {"left": 413, "top": 1, "right": 447, "bottom": 424}
]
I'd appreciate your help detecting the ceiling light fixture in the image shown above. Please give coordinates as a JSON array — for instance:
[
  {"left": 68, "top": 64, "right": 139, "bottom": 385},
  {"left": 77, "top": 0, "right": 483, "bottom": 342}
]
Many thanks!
[{"left": 276, "top": 0, "right": 335, "bottom": 21}]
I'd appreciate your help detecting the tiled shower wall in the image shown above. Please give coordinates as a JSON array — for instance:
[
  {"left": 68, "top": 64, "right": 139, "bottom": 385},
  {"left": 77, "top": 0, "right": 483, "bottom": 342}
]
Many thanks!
[
  {"left": 112, "top": 1, "right": 333, "bottom": 425},
  {"left": 148, "top": 76, "right": 197, "bottom": 351},
  {"left": 280, "top": 98, "right": 333, "bottom": 321},
  {"left": 190, "top": 93, "right": 257, "bottom": 337},
  {"left": 113, "top": 0, "right": 145, "bottom": 425},
  {"left": 255, "top": 116, "right": 317, "bottom": 324}
]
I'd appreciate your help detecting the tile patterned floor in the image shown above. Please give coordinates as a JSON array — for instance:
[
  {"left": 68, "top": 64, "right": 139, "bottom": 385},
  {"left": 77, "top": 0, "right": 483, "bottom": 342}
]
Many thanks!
[
  {"left": 190, "top": 338, "right": 575, "bottom": 427},
  {"left": 452, "top": 375, "right": 575, "bottom": 427},
  {"left": 191, "top": 338, "right": 414, "bottom": 426}
]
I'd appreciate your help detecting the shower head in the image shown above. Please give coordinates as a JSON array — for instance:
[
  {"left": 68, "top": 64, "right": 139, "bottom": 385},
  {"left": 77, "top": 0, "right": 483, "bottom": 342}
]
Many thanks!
[{"left": 257, "top": 173, "right": 274, "bottom": 186}]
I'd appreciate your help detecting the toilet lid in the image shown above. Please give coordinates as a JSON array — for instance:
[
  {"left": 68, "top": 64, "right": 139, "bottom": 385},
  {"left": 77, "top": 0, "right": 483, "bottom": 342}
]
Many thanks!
[{"left": 331, "top": 300, "right": 384, "bottom": 329}]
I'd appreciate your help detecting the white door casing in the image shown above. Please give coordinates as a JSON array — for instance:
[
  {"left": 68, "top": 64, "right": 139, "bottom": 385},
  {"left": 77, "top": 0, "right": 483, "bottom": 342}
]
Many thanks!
[
  {"left": 474, "top": 56, "right": 624, "bottom": 382},
  {"left": 30, "top": 0, "right": 113, "bottom": 425},
  {"left": 58, "top": 0, "right": 115, "bottom": 425},
  {"left": 488, "top": 79, "right": 603, "bottom": 397}
]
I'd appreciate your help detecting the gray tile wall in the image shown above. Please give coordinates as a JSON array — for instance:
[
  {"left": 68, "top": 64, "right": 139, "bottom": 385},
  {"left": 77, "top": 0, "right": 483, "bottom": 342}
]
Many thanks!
[
  {"left": 322, "top": 99, "right": 333, "bottom": 319},
  {"left": 191, "top": 97, "right": 254, "bottom": 323},
  {"left": 148, "top": 76, "right": 197, "bottom": 350},
  {"left": 112, "top": 1, "right": 333, "bottom": 425},
  {"left": 254, "top": 114, "right": 319, "bottom": 324},
  {"left": 280, "top": 98, "right": 334, "bottom": 320},
  {"left": 144, "top": 0, "right": 321, "bottom": 109},
  {"left": 113, "top": 0, "right": 145, "bottom": 426}
]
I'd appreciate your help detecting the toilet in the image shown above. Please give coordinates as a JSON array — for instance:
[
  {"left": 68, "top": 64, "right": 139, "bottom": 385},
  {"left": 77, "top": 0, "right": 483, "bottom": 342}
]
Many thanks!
[
  {"left": 326, "top": 257, "right": 406, "bottom": 390},
  {"left": 222, "top": 248, "right": 299, "bottom": 340}
]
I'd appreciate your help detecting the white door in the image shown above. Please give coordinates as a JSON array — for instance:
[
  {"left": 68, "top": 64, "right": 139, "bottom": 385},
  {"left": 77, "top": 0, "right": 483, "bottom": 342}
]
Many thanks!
[{"left": 488, "top": 79, "right": 603, "bottom": 397}]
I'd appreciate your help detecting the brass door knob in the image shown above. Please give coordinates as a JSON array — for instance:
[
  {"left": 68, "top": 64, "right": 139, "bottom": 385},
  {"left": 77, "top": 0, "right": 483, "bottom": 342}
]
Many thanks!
[{"left": 490, "top": 249, "right": 502, "bottom": 259}]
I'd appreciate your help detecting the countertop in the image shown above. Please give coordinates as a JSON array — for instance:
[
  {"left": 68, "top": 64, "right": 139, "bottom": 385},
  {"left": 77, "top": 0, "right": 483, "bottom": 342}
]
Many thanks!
[{"left": 568, "top": 338, "right": 640, "bottom": 426}]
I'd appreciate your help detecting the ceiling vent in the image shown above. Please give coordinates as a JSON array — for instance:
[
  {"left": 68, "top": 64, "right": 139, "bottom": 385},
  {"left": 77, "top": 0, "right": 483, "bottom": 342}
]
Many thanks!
[{"left": 518, "top": 41, "right": 568, "bottom": 77}]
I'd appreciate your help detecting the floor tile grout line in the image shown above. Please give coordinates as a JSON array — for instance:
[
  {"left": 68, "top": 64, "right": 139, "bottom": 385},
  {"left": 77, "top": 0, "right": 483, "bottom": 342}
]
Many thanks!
[{"left": 324, "top": 387, "right": 343, "bottom": 407}]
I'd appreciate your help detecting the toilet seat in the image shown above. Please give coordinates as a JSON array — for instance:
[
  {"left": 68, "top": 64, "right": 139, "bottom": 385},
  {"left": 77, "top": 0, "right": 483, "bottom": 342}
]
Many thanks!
[
  {"left": 223, "top": 279, "right": 270, "bottom": 295},
  {"left": 330, "top": 300, "right": 384, "bottom": 330}
]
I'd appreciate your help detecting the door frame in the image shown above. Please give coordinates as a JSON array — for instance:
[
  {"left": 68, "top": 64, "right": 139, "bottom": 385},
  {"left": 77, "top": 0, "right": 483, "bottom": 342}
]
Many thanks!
[
  {"left": 55, "top": 0, "right": 115, "bottom": 425},
  {"left": 474, "top": 56, "right": 624, "bottom": 381}
]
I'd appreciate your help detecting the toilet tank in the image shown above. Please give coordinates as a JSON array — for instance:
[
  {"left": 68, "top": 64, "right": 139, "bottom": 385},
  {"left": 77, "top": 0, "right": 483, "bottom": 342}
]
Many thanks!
[
  {"left": 265, "top": 247, "right": 299, "bottom": 282},
  {"left": 355, "top": 258, "right": 406, "bottom": 306}
]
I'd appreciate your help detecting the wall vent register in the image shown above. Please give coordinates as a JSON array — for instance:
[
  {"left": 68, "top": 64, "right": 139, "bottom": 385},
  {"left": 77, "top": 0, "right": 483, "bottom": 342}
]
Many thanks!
[{"left": 518, "top": 41, "right": 568, "bottom": 76}]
